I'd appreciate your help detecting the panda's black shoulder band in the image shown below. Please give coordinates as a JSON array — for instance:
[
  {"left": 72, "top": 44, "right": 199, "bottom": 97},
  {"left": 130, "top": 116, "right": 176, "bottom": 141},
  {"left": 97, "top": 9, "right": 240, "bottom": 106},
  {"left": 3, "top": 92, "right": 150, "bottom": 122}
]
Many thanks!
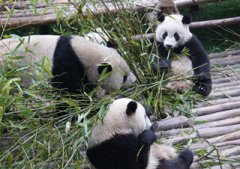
[{"left": 126, "top": 101, "right": 137, "bottom": 115}]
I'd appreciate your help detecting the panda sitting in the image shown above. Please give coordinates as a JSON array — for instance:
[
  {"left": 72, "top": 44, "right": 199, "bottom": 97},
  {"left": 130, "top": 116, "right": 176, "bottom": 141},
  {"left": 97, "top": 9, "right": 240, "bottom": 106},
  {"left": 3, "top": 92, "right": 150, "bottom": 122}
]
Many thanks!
[
  {"left": 87, "top": 98, "right": 193, "bottom": 169},
  {"left": 154, "top": 14, "right": 212, "bottom": 96},
  {"left": 0, "top": 35, "right": 136, "bottom": 95}
]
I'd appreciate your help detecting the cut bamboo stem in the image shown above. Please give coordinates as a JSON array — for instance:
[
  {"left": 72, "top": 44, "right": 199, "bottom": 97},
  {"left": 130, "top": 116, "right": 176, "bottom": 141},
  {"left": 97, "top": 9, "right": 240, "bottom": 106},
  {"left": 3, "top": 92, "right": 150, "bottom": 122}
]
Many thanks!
[
  {"left": 210, "top": 89, "right": 240, "bottom": 99},
  {"left": 207, "top": 131, "right": 240, "bottom": 144},
  {"left": 197, "top": 124, "right": 240, "bottom": 138},
  {"left": 194, "top": 108, "right": 240, "bottom": 123},
  {"left": 156, "top": 116, "right": 191, "bottom": 131},
  {"left": 215, "top": 139, "right": 240, "bottom": 147},
  {"left": 209, "top": 49, "right": 240, "bottom": 59},
  {"left": 194, "top": 117, "right": 240, "bottom": 129},
  {"left": 195, "top": 96, "right": 240, "bottom": 108},
  {"left": 221, "top": 146, "right": 240, "bottom": 157},
  {"left": 192, "top": 101, "right": 240, "bottom": 116}
]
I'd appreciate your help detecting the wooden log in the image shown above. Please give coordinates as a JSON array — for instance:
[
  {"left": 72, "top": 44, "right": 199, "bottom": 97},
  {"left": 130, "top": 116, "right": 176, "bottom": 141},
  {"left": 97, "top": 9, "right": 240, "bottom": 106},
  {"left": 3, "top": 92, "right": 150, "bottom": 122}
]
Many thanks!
[
  {"left": 212, "top": 58, "right": 240, "bottom": 66},
  {"left": 211, "top": 54, "right": 240, "bottom": 62},
  {"left": 194, "top": 108, "right": 240, "bottom": 123},
  {"left": 194, "top": 117, "right": 240, "bottom": 129},
  {"left": 156, "top": 116, "right": 191, "bottom": 131},
  {"left": 156, "top": 128, "right": 192, "bottom": 137},
  {"left": 189, "top": 142, "right": 210, "bottom": 151},
  {"left": 221, "top": 146, "right": 240, "bottom": 157},
  {"left": 0, "top": 1, "right": 46, "bottom": 10},
  {"left": 212, "top": 77, "right": 232, "bottom": 84},
  {"left": 214, "top": 139, "right": 240, "bottom": 147},
  {"left": 132, "top": 17, "right": 240, "bottom": 40},
  {"left": 207, "top": 131, "right": 240, "bottom": 144},
  {"left": 214, "top": 86, "right": 240, "bottom": 92},
  {"left": 212, "top": 81, "right": 240, "bottom": 88},
  {"left": 209, "top": 49, "right": 240, "bottom": 59},
  {"left": 195, "top": 96, "right": 240, "bottom": 108},
  {"left": 192, "top": 101, "right": 240, "bottom": 116},
  {"left": 210, "top": 89, "right": 240, "bottom": 99},
  {"left": 161, "top": 133, "right": 197, "bottom": 144},
  {"left": 197, "top": 124, "right": 240, "bottom": 138}
]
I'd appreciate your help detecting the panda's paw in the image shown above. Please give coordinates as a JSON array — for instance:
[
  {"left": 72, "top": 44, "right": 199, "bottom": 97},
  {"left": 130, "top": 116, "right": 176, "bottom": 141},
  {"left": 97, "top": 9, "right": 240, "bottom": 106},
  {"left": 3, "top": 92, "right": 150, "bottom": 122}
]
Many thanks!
[
  {"left": 193, "top": 83, "right": 212, "bottom": 96},
  {"left": 166, "top": 80, "right": 192, "bottom": 93},
  {"left": 138, "top": 129, "right": 157, "bottom": 145},
  {"left": 178, "top": 149, "right": 194, "bottom": 167}
]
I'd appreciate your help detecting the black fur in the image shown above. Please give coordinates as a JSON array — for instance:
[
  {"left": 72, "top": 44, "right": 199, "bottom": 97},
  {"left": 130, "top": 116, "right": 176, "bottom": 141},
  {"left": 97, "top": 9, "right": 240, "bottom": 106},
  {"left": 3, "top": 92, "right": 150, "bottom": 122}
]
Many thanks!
[
  {"left": 98, "top": 63, "right": 112, "bottom": 75},
  {"left": 51, "top": 36, "right": 95, "bottom": 93},
  {"left": 126, "top": 101, "right": 138, "bottom": 115},
  {"left": 155, "top": 35, "right": 212, "bottom": 96},
  {"left": 87, "top": 129, "right": 193, "bottom": 169},
  {"left": 182, "top": 16, "right": 191, "bottom": 25},
  {"left": 87, "top": 130, "right": 154, "bottom": 169},
  {"left": 157, "top": 149, "right": 193, "bottom": 169}
]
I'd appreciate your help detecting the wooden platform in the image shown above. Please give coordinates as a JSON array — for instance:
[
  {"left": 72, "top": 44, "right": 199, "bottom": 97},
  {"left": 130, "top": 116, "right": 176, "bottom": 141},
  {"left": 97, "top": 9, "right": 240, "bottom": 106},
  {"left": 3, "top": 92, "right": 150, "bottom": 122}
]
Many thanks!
[{"left": 156, "top": 50, "right": 240, "bottom": 168}]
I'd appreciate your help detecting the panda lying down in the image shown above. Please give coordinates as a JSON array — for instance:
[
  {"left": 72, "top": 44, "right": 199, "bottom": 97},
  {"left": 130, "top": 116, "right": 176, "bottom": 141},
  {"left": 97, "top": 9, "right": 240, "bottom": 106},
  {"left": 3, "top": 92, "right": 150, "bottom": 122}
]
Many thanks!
[
  {"left": 0, "top": 35, "right": 136, "bottom": 94},
  {"left": 154, "top": 14, "right": 212, "bottom": 96},
  {"left": 87, "top": 98, "right": 193, "bottom": 169}
]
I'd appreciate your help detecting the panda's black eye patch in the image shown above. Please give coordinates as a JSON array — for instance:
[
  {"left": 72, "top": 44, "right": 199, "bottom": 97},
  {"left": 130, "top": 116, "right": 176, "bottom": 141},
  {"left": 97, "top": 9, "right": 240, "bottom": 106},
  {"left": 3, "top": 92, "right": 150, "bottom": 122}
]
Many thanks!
[
  {"left": 162, "top": 32, "right": 168, "bottom": 40},
  {"left": 174, "top": 32, "right": 180, "bottom": 41},
  {"left": 123, "top": 75, "right": 128, "bottom": 83}
]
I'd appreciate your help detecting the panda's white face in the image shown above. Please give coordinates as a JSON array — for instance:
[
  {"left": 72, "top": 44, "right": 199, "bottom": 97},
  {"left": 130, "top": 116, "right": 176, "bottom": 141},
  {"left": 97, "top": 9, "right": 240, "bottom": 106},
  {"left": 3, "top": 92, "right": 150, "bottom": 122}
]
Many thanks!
[
  {"left": 88, "top": 98, "right": 152, "bottom": 148},
  {"left": 155, "top": 14, "right": 192, "bottom": 49}
]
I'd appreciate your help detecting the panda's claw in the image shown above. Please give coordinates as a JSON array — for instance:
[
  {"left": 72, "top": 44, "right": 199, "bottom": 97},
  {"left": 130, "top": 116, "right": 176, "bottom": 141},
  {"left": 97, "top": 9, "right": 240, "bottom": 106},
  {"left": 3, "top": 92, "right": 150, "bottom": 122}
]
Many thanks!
[{"left": 193, "top": 84, "right": 212, "bottom": 96}]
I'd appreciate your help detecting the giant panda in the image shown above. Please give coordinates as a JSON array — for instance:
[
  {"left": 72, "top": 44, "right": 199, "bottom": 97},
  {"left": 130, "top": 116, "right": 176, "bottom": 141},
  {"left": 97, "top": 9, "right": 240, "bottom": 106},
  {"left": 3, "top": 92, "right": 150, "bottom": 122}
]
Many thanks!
[
  {"left": 154, "top": 14, "right": 212, "bottom": 96},
  {"left": 0, "top": 35, "right": 136, "bottom": 94},
  {"left": 87, "top": 98, "right": 193, "bottom": 169}
]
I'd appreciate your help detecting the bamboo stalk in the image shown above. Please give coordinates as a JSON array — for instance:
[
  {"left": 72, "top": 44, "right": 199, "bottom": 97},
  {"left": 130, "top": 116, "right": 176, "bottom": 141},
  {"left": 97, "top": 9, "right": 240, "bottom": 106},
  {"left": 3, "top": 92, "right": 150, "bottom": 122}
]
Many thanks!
[
  {"left": 192, "top": 101, "right": 240, "bottom": 116},
  {"left": 221, "top": 146, "right": 240, "bottom": 157},
  {"left": 210, "top": 89, "right": 240, "bottom": 99},
  {"left": 132, "top": 17, "right": 240, "bottom": 40},
  {"left": 209, "top": 50, "right": 240, "bottom": 59},
  {"left": 195, "top": 117, "right": 240, "bottom": 129},
  {"left": 207, "top": 131, "right": 240, "bottom": 144},
  {"left": 195, "top": 96, "right": 240, "bottom": 108},
  {"left": 215, "top": 139, "right": 240, "bottom": 147},
  {"left": 156, "top": 128, "right": 192, "bottom": 137},
  {"left": 212, "top": 77, "right": 232, "bottom": 84},
  {"left": 156, "top": 116, "right": 191, "bottom": 131},
  {"left": 194, "top": 108, "right": 240, "bottom": 123},
  {"left": 197, "top": 124, "right": 240, "bottom": 138},
  {"left": 212, "top": 81, "right": 240, "bottom": 88},
  {"left": 161, "top": 133, "right": 197, "bottom": 144},
  {"left": 214, "top": 86, "right": 240, "bottom": 92},
  {"left": 212, "top": 58, "right": 240, "bottom": 66}
]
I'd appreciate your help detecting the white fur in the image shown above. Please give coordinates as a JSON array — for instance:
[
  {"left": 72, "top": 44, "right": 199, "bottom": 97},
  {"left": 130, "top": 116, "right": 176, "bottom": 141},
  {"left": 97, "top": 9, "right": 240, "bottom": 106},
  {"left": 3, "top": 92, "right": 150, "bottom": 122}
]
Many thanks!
[
  {"left": 146, "top": 144, "right": 177, "bottom": 169},
  {"left": 166, "top": 56, "right": 193, "bottom": 92},
  {"left": 0, "top": 35, "right": 136, "bottom": 91},
  {"left": 84, "top": 28, "right": 109, "bottom": 46},
  {"left": 155, "top": 14, "right": 192, "bottom": 49},
  {"left": 88, "top": 98, "right": 152, "bottom": 148}
]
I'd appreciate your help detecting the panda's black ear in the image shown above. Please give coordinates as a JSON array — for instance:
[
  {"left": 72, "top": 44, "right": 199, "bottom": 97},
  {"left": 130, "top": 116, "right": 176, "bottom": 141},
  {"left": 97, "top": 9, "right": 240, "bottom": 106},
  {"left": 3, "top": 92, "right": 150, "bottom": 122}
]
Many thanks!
[
  {"left": 182, "top": 15, "right": 192, "bottom": 24},
  {"left": 126, "top": 101, "right": 137, "bottom": 116},
  {"left": 98, "top": 63, "right": 112, "bottom": 75},
  {"left": 158, "top": 13, "right": 165, "bottom": 22}
]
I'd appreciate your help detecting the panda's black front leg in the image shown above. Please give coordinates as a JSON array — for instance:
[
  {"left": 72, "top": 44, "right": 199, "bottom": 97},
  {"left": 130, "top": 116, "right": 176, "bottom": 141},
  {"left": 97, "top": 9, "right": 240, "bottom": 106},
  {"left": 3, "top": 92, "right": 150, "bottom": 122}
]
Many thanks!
[
  {"left": 187, "top": 35, "right": 212, "bottom": 96},
  {"left": 193, "top": 73, "right": 212, "bottom": 96},
  {"left": 159, "top": 149, "right": 194, "bottom": 169}
]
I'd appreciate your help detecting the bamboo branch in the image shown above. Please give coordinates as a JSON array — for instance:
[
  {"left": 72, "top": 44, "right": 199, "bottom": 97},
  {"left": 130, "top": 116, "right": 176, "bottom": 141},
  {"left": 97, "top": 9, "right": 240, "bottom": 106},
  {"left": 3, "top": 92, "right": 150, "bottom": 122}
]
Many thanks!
[
  {"left": 209, "top": 49, "right": 240, "bottom": 59},
  {"left": 211, "top": 89, "right": 240, "bottom": 99}
]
